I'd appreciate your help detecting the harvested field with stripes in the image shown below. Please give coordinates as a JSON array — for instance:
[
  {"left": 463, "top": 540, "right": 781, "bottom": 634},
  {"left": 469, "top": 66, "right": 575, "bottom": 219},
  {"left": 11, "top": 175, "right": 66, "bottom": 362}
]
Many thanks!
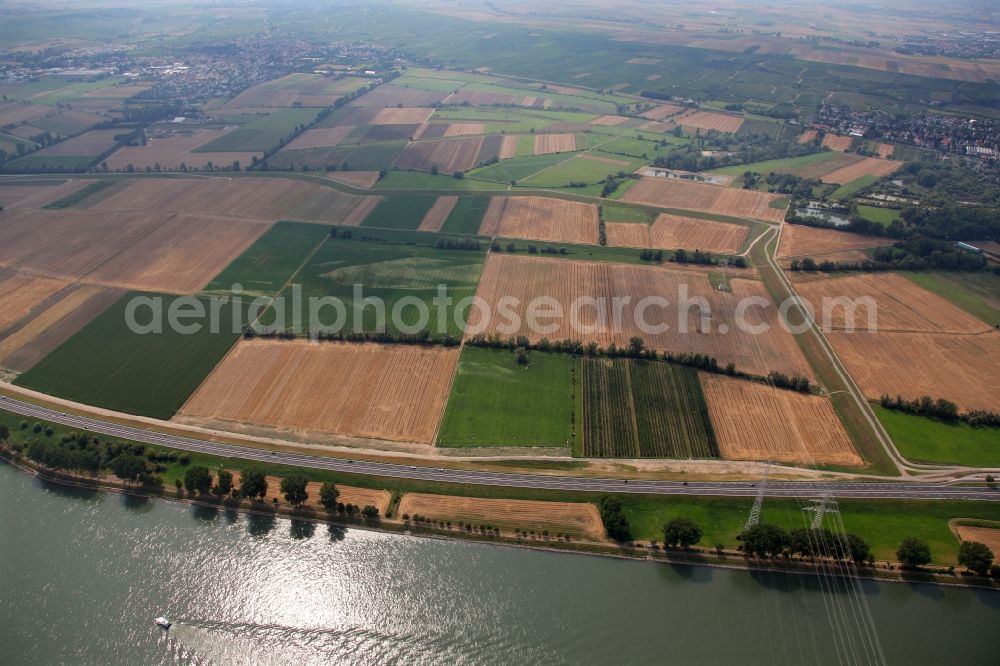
[
  {"left": 372, "top": 107, "right": 435, "bottom": 124},
  {"left": 778, "top": 224, "right": 889, "bottom": 258},
  {"left": 583, "top": 358, "right": 718, "bottom": 458},
  {"left": 0, "top": 209, "right": 173, "bottom": 281},
  {"left": 606, "top": 213, "right": 748, "bottom": 254},
  {"left": 621, "top": 177, "right": 787, "bottom": 223},
  {"left": 0, "top": 285, "right": 120, "bottom": 372},
  {"left": 639, "top": 103, "right": 684, "bottom": 121},
  {"left": 78, "top": 177, "right": 379, "bottom": 225},
  {"left": 469, "top": 254, "right": 813, "bottom": 378},
  {"left": 533, "top": 133, "right": 576, "bottom": 155},
  {"left": 675, "top": 110, "right": 744, "bottom": 133},
  {"left": 952, "top": 525, "right": 1000, "bottom": 557},
  {"left": 86, "top": 214, "right": 271, "bottom": 294},
  {"left": 282, "top": 126, "right": 355, "bottom": 150},
  {"left": 26, "top": 129, "right": 119, "bottom": 156},
  {"left": 0, "top": 180, "right": 89, "bottom": 209},
  {"left": 443, "top": 123, "right": 486, "bottom": 137},
  {"left": 827, "top": 330, "right": 1000, "bottom": 412},
  {"left": 393, "top": 136, "right": 484, "bottom": 172},
  {"left": 397, "top": 494, "right": 605, "bottom": 540},
  {"left": 820, "top": 157, "right": 902, "bottom": 184},
  {"left": 822, "top": 134, "right": 854, "bottom": 151},
  {"left": 327, "top": 170, "right": 380, "bottom": 189},
  {"left": 479, "top": 196, "right": 599, "bottom": 244},
  {"left": 498, "top": 135, "right": 518, "bottom": 159},
  {"left": 418, "top": 196, "right": 458, "bottom": 232},
  {"left": 700, "top": 374, "right": 862, "bottom": 466},
  {"left": 180, "top": 340, "right": 460, "bottom": 445},
  {"left": 0, "top": 270, "right": 68, "bottom": 332},
  {"left": 792, "top": 273, "right": 989, "bottom": 334},
  {"left": 590, "top": 115, "right": 629, "bottom": 126},
  {"left": 349, "top": 85, "right": 447, "bottom": 108}
]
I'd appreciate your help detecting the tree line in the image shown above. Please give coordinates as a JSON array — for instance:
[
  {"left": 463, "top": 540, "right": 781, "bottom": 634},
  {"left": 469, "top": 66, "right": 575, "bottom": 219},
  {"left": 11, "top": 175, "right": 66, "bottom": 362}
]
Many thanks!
[{"left": 879, "top": 394, "right": 1000, "bottom": 428}]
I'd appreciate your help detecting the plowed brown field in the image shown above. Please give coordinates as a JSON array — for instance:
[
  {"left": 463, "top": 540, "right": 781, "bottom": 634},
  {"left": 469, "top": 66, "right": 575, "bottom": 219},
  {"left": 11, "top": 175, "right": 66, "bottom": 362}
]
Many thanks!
[
  {"left": 393, "top": 136, "right": 484, "bottom": 172},
  {"left": 479, "top": 196, "right": 599, "bottom": 244},
  {"left": 822, "top": 134, "right": 854, "bottom": 151},
  {"left": 397, "top": 494, "right": 605, "bottom": 540},
  {"left": 793, "top": 273, "right": 989, "bottom": 334},
  {"left": 828, "top": 330, "right": 1000, "bottom": 412},
  {"left": 622, "top": 177, "right": 787, "bottom": 223},
  {"left": 180, "top": 340, "right": 459, "bottom": 444},
  {"left": 371, "top": 107, "right": 434, "bottom": 124},
  {"left": 700, "top": 374, "right": 862, "bottom": 466},
  {"left": 80, "top": 177, "right": 378, "bottom": 225},
  {"left": 778, "top": 224, "right": 889, "bottom": 258},
  {"left": 798, "top": 130, "right": 819, "bottom": 144},
  {"left": 469, "top": 254, "right": 813, "bottom": 378},
  {"left": 418, "top": 196, "right": 458, "bottom": 232},
  {"left": 821, "top": 157, "right": 902, "bottom": 184},
  {"left": 533, "top": 133, "right": 576, "bottom": 155}
]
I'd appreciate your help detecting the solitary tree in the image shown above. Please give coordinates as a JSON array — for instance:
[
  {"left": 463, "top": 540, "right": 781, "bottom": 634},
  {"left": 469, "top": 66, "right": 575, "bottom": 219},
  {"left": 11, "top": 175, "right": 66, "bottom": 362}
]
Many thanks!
[
  {"left": 215, "top": 469, "right": 234, "bottom": 497},
  {"left": 183, "top": 465, "right": 213, "bottom": 495},
  {"left": 896, "top": 537, "right": 932, "bottom": 568},
  {"left": 281, "top": 474, "right": 309, "bottom": 506},
  {"left": 110, "top": 454, "right": 146, "bottom": 485},
  {"left": 663, "top": 517, "right": 703, "bottom": 549},
  {"left": 240, "top": 466, "right": 268, "bottom": 500},
  {"left": 957, "top": 541, "right": 994, "bottom": 575},
  {"left": 846, "top": 533, "right": 874, "bottom": 566},
  {"left": 319, "top": 482, "right": 339, "bottom": 512}
]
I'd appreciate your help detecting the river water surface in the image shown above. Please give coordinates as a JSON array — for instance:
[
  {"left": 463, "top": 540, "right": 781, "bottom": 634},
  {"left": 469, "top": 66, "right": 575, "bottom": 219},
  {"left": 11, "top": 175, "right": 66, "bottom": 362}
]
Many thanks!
[{"left": 1, "top": 464, "right": 997, "bottom": 665}]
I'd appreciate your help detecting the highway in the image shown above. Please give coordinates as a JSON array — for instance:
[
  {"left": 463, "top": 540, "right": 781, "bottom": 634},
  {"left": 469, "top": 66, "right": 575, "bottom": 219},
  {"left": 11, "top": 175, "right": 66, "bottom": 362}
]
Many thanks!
[{"left": 2, "top": 395, "right": 997, "bottom": 502}]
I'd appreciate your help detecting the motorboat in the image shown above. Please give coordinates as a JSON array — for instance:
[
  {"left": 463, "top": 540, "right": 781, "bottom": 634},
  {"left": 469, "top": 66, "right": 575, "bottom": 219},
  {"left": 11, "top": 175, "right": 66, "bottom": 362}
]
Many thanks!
[{"left": 154, "top": 616, "right": 171, "bottom": 630}]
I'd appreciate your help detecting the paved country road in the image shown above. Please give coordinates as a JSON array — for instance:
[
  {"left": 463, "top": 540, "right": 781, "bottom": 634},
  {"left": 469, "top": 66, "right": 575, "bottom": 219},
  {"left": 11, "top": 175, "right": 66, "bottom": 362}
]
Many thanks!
[{"left": 2, "top": 396, "right": 997, "bottom": 502}]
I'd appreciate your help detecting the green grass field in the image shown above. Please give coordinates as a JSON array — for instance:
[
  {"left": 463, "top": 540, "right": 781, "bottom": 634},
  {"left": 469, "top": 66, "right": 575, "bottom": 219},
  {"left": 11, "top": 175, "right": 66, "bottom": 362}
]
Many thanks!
[
  {"left": 442, "top": 196, "right": 492, "bottom": 234},
  {"left": 437, "top": 347, "right": 578, "bottom": 448},
  {"left": 875, "top": 406, "right": 1000, "bottom": 467},
  {"left": 469, "top": 152, "right": 572, "bottom": 183},
  {"left": 857, "top": 205, "right": 900, "bottom": 226},
  {"left": 602, "top": 202, "right": 654, "bottom": 223},
  {"left": 582, "top": 359, "right": 718, "bottom": 458},
  {"left": 519, "top": 154, "right": 632, "bottom": 188},
  {"left": 202, "top": 221, "right": 330, "bottom": 297},
  {"left": 709, "top": 151, "right": 841, "bottom": 177},
  {"left": 900, "top": 271, "right": 1000, "bottom": 325},
  {"left": 362, "top": 195, "right": 438, "bottom": 230},
  {"left": 15, "top": 293, "right": 245, "bottom": 419},
  {"left": 831, "top": 175, "right": 878, "bottom": 200},
  {"left": 281, "top": 228, "right": 486, "bottom": 337},
  {"left": 196, "top": 108, "right": 321, "bottom": 152}
]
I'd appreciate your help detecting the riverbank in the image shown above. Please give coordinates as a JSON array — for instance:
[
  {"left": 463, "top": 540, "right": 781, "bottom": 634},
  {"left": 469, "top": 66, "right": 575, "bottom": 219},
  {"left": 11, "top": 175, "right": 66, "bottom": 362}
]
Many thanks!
[{"left": 3, "top": 447, "right": 997, "bottom": 592}]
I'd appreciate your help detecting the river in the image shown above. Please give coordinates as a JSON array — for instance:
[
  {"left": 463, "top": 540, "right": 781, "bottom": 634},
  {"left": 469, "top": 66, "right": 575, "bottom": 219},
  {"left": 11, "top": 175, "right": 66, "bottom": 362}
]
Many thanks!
[{"left": 1, "top": 464, "right": 997, "bottom": 665}]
